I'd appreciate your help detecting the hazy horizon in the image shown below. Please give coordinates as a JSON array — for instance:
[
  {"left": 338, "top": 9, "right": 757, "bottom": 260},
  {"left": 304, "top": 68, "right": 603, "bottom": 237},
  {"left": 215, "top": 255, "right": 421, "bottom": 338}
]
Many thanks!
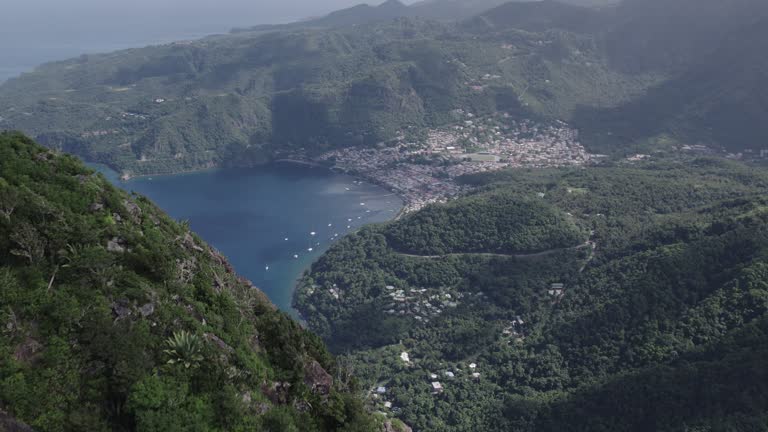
[{"left": 0, "top": 0, "right": 417, "bottom": 82}]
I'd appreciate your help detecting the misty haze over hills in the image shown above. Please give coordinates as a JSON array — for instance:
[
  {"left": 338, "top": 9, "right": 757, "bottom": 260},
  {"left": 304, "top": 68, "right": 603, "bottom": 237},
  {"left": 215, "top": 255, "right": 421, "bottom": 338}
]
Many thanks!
[
  {"left": 1, "top": 0, "right": 623, "bottom": 83},
  {"left": 0, "top": 0, "right": 406, "bottom": 82},
  {"left": 1, "top": 0, "right": 768, "bottom": 431}
]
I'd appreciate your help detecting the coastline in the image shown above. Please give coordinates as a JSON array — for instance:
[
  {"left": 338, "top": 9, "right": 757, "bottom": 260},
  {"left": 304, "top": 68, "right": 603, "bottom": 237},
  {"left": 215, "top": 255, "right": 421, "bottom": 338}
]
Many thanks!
[
  {"left": 99, "top": 158, "right": 330, "bottom": 181},
  {"left": 90, "top": 157, "right": 405, "bottom": 320}
]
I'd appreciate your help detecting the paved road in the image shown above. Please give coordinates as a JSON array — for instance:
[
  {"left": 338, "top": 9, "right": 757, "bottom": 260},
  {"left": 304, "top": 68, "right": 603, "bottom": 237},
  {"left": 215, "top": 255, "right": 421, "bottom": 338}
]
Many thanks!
[{"left": 396, "top": 241, "right": 594, "bottom": 260}]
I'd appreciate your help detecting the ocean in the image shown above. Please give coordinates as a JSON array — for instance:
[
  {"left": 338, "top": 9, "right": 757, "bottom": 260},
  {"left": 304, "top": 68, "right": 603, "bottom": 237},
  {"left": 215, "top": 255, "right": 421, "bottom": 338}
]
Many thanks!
[{"left": 95, "top": 163, "right": 403, "bottom": 317}]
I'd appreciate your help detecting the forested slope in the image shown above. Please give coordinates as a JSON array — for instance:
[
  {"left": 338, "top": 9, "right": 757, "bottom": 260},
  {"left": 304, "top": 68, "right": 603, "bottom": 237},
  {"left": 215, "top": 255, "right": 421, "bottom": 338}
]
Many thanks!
[
  {"left": 386, "top": 191, "right": 587, "bottom": 255},
  {"left": 295, "top": 159, "right": 768, "bottom": 431},
  {"left": 0, "top": 132, "right": 380, "bottom": 432},
  {"left": 2, "top": 0, "right": 768, "bottom": 176},
  {"left": 0, "top": 5, "right": 655, "bottom": 175}
]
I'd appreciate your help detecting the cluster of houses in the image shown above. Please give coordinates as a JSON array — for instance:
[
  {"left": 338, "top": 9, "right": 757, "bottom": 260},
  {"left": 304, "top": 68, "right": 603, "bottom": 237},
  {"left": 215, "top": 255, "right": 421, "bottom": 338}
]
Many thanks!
[
  {"left": 316, "top": 110, "right": 594, "bottom": 214},
  {"left": 548, "top": 283, "right": 565, "bottom": 299},
  {"left": 383, "top": 285, "right": 463, "bottom": 322},
  {"left": 429, "top": 362, "right": 482, "bottom": 395},
  {"left": 502, "top": 316, "right": 527, "bottom": 344}
]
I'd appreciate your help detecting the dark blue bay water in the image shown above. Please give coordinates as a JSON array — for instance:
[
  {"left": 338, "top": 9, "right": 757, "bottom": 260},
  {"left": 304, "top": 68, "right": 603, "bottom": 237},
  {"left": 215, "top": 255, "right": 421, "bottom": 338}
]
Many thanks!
[{"left": 95, "top": 164, "right": 402, "bottom": 317}]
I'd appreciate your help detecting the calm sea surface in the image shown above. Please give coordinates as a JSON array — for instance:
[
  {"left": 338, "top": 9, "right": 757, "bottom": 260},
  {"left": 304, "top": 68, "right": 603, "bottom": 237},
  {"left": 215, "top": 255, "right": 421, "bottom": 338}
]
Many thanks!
[{"left": 95, "top": 164, "right": 402, "bottom": 317}]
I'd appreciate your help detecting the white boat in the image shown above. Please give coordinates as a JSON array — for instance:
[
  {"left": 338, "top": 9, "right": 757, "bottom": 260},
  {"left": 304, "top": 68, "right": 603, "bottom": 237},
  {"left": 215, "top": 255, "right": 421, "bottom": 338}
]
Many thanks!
[
  {"left": 310, "top": 231, "right": 316, "bottom": 236},
  {"left": 293, "top": 254, "right": 299, "bottom": 259},
  {"left": 308, "top": 248, "right": 313, "bottom": 252},
  {"left": 284, "top": 237, "right": 289, "bottom": 241},
  {"left": 265, "top": 265, "right": 270, "bottom": 271},
  {"left": 328, "top": 223, "right": 332, "bottom": 227}
]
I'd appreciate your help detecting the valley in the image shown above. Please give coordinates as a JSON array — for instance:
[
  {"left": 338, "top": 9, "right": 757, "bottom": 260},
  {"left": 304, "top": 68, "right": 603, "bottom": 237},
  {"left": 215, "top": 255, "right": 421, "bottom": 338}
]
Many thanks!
[{"left": 1, "top": 0, "right": 768, "bottom": 431}]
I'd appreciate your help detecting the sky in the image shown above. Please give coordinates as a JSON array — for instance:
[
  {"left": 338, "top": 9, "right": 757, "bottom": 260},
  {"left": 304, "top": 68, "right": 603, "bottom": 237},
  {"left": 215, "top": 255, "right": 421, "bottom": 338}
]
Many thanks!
[
  {"left": 0, "top": 0, "right": 384, "bottom": 32},
  {"left": 0, "top": 0, "right": 413, "bottom": 81}
]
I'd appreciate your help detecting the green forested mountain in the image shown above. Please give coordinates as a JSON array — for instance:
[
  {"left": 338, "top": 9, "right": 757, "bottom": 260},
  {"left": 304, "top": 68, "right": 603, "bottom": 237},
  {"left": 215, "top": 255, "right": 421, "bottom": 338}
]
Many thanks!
[
  {"left": 0, "top": 132, "right": 382, "bottom": 432},
  {"left": 0, "top": 12, "right": 650, "bottom": 176},
  {"left": 235, "top": 0, "right": 616, "bottom": 32},
  {"left": 460, "top": 0, "right": 606, "bottom": 33},
  {"left": 295, "top": 158, "right": 768, "bottom": 431},
  {"left": 604, "top": 0, "right": 768, "bottom": 72},
  {"left": 385, "top": 191, "right": 587, "bottom": 255},
  {"left": 240, "top": 0, "right": 412, "bottom": 31},
  {"left": 4, "top": 0, "right": 768, "bottom": 176},
  {"left": 578, "top": 15, "right": 768, "bottom": 153}
]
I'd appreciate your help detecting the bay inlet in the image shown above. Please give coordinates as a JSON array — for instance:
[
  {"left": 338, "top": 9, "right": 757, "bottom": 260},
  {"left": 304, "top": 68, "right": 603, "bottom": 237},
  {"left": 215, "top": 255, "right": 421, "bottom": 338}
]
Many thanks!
[{"left": 93, "top": 163, "right": 403, "bottom": 317}]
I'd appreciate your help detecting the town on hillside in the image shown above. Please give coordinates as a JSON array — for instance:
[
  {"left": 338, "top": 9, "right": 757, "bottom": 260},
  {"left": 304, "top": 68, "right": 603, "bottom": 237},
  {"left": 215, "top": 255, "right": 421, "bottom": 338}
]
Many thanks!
[{"left": 317, "top": 110, "right": 593, "bottom": 213}]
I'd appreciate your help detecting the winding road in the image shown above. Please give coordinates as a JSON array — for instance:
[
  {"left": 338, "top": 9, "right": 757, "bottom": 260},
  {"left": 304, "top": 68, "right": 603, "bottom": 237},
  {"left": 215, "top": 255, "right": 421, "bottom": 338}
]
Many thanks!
[{"left": 395, "top": 241, "right": 596, "bottom": 260}]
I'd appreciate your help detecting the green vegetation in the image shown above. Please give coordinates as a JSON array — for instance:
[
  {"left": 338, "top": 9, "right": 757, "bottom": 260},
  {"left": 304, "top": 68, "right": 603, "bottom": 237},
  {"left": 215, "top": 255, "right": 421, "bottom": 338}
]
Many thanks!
[
  {"left": 163, "top": 330, "right": 205, "bottom": 369},
  {"left": 1, "top": 0, "right": 767, "bottom": 176},
  {"left": 4, "top": 0, "right": 765, "bottom": 175},
  {"left": 295, "top": 158, "right": 768, "bottom": 431},
  {"left": 0, "top": 132, "right": 379, "bottom": 431},
  {"left": 0, "top": 1, "right": 679, "bottom": 175},
  {"left": 386, "top": 190, "right": 586, "bottom": 255}
]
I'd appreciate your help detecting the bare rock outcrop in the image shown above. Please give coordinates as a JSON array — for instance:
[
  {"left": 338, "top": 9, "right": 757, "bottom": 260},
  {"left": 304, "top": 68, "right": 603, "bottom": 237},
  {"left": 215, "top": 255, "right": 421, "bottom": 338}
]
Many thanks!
[
  {"left": 261, "top": 382, "right": 291, "bottom": 405},
  {"left": 384, "top": 421, "right": 413, "bottom": 432},
  {"left": 204, "top": 333, "right": 234, "bottom": 354},
  {"left": 107, "top": 237, "right": 126, "bottom": 253},
  {"left": 304, "top": 360, "right": 333, "bottom": 396},
  {"left": 123, "top": 199, "right": 142, "bottom": 223}
]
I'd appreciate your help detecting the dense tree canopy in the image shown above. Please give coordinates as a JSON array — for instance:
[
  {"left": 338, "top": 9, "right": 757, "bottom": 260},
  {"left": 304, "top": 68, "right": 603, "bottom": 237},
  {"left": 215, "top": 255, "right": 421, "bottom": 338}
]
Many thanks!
[
  {"left": 0, "top": 132, "right": 379, "bottom": 432},
  {"left": 296, "top": 159, "right": 768, "bottom": 431}
]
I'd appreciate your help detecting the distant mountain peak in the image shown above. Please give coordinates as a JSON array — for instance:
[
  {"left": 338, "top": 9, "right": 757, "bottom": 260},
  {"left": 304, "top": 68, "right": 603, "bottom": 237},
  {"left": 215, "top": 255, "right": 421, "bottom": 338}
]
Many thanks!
[{"left": 379, "top": 0, "right": 407, "bottom": 7}]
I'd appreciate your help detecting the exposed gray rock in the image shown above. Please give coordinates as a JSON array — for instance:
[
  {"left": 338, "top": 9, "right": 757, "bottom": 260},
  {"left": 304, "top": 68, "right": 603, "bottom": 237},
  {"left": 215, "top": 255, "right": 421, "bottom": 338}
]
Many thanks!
[
  {"left": 209, "top": 248, "right": 235, "bottom": 274},
  {"left": 261, "top": 382, "right": 291, "bottom": 405},
  {"left": 179, "top": 232, "right": 205, "bottom": 252},
  {"left": 256, "top": 402, "right": 271, "bottom": 415},
  {"left": 249, "top": 332, "right": 262, "bottom": 352},
  {"left": 383, "top": 421, "right": 413, "bottom": 432},
  {"left": 107, "top": 237, "right": 126, "bottom": 253},
  {"left": 34, "top": 152, "right": 52, "bottom": 162},
  {"left": 204, "top": 333, "right": 234, "bottom": 353},
  {"left": 293, "top": 400, "right": 311, "bottom": 413},
  {"left": 123, "top": 199, "right": 142, "bottom": 222},
  {"left": 138, "top": 303, "right": 155, "bottom": 317},
  {"left": 89, "top": 202, "right": 104, "bottom": 212},
  {"left": 111, "top": 299, "right": 132, "bottom": 320},
  {"left": 304, "top": 360, "right": 333, "bottom": 396},
  {"left": 176, "top": 257, "right": 197, "bottom": 284}
]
